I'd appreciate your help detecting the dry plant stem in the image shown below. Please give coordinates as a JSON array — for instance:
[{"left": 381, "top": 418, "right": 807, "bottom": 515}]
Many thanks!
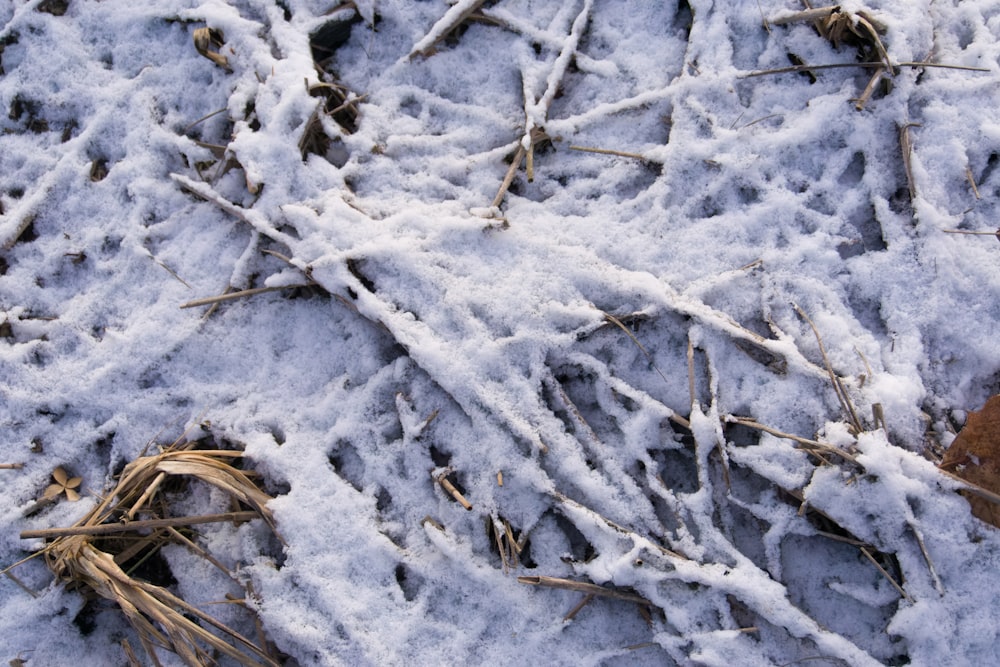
[
  {"left": 937, "top": 468, "right": 1000, "bottom": 506},
  {"left": 518, "top": 576, "right": 651, "bottom": 605},
  {"left": 202, "top": 285, "right": 233, "bottom": 320},
  {"left": 552, "top": 490, "right": 686, "bottom": 561},
  {"left": 942, "top": 229, "right": 1000, "bottom": 237},
  {"left": 64, "top": 542, "right": 276, "bottom": 666},
  {"left": 742, "top": 61, "right": 989, "bottom": 78},
  {"left": 152, "top": 257, "right": 193, "bottom": 289},
  {"left": 0, "top": 463, "right": 24, "bottom": 469},
  {"left": 793, "top": 303, "right": 862, "bottom": 432},
  {"left": 122, "top": 638, "right": 143, "bottom": 667},
  {"left": 166, "top": 526, "right": 235, "bottom": 581},
  {"left": 491, "top": 144, "right": 526, "bottom": 208},
  {"left": 909, "top": 521, "right": 944, "bottom": 595},
  {"left": 435, "top": 473, "right": 473, "bottom": 510},
  {"left": 687, "top": 338, "right": 697, "bottom": 411},
  {"left": 727, "top": 416, "right": 858, "bottom": 464},
  {"left": 602, "top": 311, "right": 672, "bottom": 388},
  {"left": 544, "top": 374, "right": 604, "bottom": 449},
  {"left": 4, "top": 570, "right": 37, "bottom": 597},
  {"left": 171, "top": 174, "right": 298, "bottom": 251},
  {"left": 20, "top": 512, "right": 262, "bottom": 540},
  {"left": 493, "top": 521, "right": 509, "bottom": 573},
  {"left": 563, "top": 593, "right": 596, "bottom": 621},
  {"left": 568, "top": 145, "right": 647, "bottom": 160},
  {"left": 965, "top": 166, "right": 982, "bottom": 199},
  {"left": 183, "top": 107, "right": 228, "bottom": 134},
  {"left": 407, "top": 0, "right": 489, "bottom": 58},
  {"left": 128, "top": 472, "right": 167, "bottom": 520},
  {"left": 180, "top": 285, "right": 310, "bottom": 309},
  {"left": 854, "top": 66, "right": 885, "bottom": 110},
  {"left": 859, "top": 546, "right": 912, "bottom": 601},
  {"left": 526, "top": 140, "right": 535, "bottom": 182}
]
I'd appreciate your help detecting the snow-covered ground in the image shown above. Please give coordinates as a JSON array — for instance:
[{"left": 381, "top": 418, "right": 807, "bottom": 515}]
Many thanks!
[{"left": 3, "top": 0, "right": 1000, "bottom": 664}]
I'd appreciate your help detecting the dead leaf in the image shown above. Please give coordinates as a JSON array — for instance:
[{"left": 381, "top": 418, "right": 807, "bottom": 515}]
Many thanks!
[
  {"left": 940, "top": 395, "right": 1000, "bottom": 527},
  {"left": 43, "top": 466, "right": 82, "bottom": 502},
  {"left": 193, "top": 27, "right": 231, "bottom": 71}
]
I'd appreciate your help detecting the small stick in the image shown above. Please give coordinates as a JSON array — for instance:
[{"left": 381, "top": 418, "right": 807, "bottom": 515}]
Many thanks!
[
  {"left": 526, "top": 140, "right": 535, "bottom": 183},
  {"left": 854, "top": 66, "right": 885, "bottom": 111},
  {"left": 859, "top": 546, "right": 912, "bottom": 601},
  {"left": 504, "top": 519, "right": 522, "bottom": 555},
  {"left": 20, "top": 511, "right": 261, "bottom": 539},
  {"left": 152, "top": 257, "right": 193, "bottom": 289},
  {"left": 183, "top": 107, "right": 228, "bottom": 134},
  {"left": 687, "top": 338, "right": 697, "bottom": 410},
  {"left": 742, "top": 61, "right": 990, "bottom": 78},
  {"left": 166, "top": 526, "right": 235, "bottom": 580},
  {"left": 793, "top": 303, "right": 863, "bottom": 433},
  {"left": 126, "top": 472, "right": 167, "bottom": 520},
  {"left": 518, "top": 575, "right": 651, "bottom": 605},
  {"left": 965, "top": 166, "right": 982, "bottom": 199},
  {"left": 909, "top": 521, "right": 944, "bottom": 595},
  {"left": 899, "top": 123, "right": 921, "bottom": 202},
  {"left": 435, "top": 472, "right": 473, "bottom": 510},
  {"left": 937, "top": 468, "right": 1000, "bottom": 506},
  {"left": 568, "top": 145, "right": 648, "bottom": 161},
  {"left": 180, "top": 285, "right": 309, "bottom": 309},
  {"left": 871, "top": 403, "right": 887, "bottom": 433},
  {"left": 491, "top": 144, "right": 526, "bottom": 208},
  {"left": 0, "top": 463, "right": 24, "bottom": 469},
  {"left": 328, "top": 93, "right": 369, "bottom": 117},
  {"left": 421, "top": 515, "right": 445, "bottom": 531},
  {"left": 602, "top": 311, "right": 671, "bottom": 388},
  {"left": 492, "top": 520, "right": 510, "bottom": 573},
  {"left": 202, "top": 285, "right": 232, "bottom": 320},
  {"left": 942, "top": 229, "right": 1000, "bottom": 238},
  {"left": 726, "top": 416, "right": 858, "bottom": 463},
  {"left": 121, "top": 638, "right": 143, "bottom": 667},
  {"left": 563, "top": 593, "right": 595, "bottom": 621},
  {"left": 4, "top": 570, "right": 38, "bottom": 597}
]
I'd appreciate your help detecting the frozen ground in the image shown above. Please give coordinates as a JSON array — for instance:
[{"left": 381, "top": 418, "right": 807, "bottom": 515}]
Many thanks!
[{"left": 2, "top": 0, "right": 1000, "bottom": 664}]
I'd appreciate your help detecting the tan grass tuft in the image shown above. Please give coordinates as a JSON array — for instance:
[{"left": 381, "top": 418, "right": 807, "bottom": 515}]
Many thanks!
[{"left": 17, "top": 439, "right": 283, "bottom": 666}]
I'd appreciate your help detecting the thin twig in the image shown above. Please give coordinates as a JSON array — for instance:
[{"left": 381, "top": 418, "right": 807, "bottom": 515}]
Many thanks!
[
  {"left": 726, "top": 416, "right": 858, "bottom": 464},
  {"left": 180, "top": 285, "right": 309, "bottom": 309},
  {"left": 741, "top": 61, "right": 990, "bottom": 78},
  {"left": 908, "top": 521, "right": 944, "bottom": 595},
  {"left": 0, "top": 463, "right": 24, "bottom": 469},
  {"left": 20, "top": 511, "right": 261, "bottom": 540},
  {"left": 568, "top": 145, "right": 648, "bottom": 161},
  {"left": 518, "top": 576, "right": 651, "bottom": 605},
  {"left": 965, "top": 166, "right": 982, "bottom": 200},
  {"left": 793, "top": 304, "right": 863, "bottom": 433},
  {"left": 491, "top": 145, "right": 525, "bottom": 208},
  {"left": 854, "top": 67, "right": 885, "bottom": 110},
  {"left": 942, "top": 229, "right": 999, "bottom": 236},
  {"left": 859, "top": 547, "right": 912, "bottom": 601},
  {"left": 602, "top": 311, "right": 671, "bottom": 388},
  {"left": 435, "top": 472, "right": 473, "bottom": 510},
  {"left": 563, "top": 593, "right": 595, "bottom": 621}
]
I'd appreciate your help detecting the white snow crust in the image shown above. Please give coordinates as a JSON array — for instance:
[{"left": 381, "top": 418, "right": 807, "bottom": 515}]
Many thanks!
[{"left": 3, "top": 0, "right": 1000, "bottom": 665}]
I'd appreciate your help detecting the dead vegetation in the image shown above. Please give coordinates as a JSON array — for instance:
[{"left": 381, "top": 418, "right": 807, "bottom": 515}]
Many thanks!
[
  {"left": 4, "top": 0, "right": 999, "bottom": 663},
  {"left": 9, "top": 434, "right": 283, "bottom": 666}
]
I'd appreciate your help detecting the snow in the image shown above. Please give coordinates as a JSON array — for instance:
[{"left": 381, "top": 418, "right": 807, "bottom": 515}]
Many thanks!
[{"left": 3, "top": 0, "right": 1000, "bottom": 665}]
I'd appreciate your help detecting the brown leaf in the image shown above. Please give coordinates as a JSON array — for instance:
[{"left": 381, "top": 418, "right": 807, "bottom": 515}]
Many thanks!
[{"left": 940, "top": 395, "right": 1000, "bottom": 527}]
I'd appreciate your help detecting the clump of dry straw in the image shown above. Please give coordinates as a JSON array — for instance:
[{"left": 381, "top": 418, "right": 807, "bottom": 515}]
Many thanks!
[{"left": 13, "top": 437, "right": 283, "bottom": 666}]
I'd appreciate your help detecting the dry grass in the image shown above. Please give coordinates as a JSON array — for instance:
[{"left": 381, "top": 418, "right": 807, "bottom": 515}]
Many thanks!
[{"left": 15, "top": 438, "right": 282, "bottom": 666}]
